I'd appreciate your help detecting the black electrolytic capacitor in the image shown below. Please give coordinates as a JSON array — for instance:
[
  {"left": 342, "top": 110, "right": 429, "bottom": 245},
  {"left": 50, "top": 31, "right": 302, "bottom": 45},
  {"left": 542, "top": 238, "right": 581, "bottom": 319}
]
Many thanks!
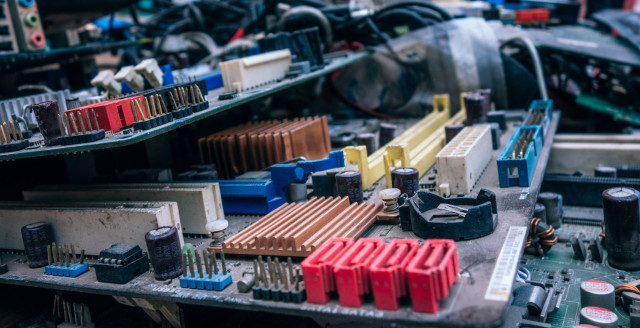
[
  {"left": 533, "top": 203, "right": 547, "bottom": 223},
  {"left": 21, "top": 222, "right": 53, "bottom": 268},
  {"left": 31, "top": 100, "right": 63, "bottom": 146},
  {"left": 444, "top": 124, "right": 465, "bottom": 144},
  {"left": 356, "top": 133, "right": 377, "bottom": 154},
  {"left": 145, "top": 226, "right": 183, "bottom": 280},
  {"left": 336, "top": 170, "right": 363, "bottom": 204},
  {"left": 464, "top": 93, "right": 487, "bottom": 126},
  {"left": 392, "top": 167, "right": 420, "bottom": 197},
  {"left": 603, "top": 187, "right": 640, "bottom": 270},
  {"left": 595, "top": 166, "right": 618, "bottom": 178},
  {"left": 379, "top": 123, "right": 396, "bottom": 147},
  {"left": 538, "top": 192, "right": 563, "bottom": 228}
]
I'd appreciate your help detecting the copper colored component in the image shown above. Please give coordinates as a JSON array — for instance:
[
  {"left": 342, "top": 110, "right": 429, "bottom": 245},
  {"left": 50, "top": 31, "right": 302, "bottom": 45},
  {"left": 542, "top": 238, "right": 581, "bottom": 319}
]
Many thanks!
[
  {"left": 220, "top": 197, "right": 383, "bottom": 257},
  {"left": 200, "top": 117, "right": 331, "bottom": 179}
]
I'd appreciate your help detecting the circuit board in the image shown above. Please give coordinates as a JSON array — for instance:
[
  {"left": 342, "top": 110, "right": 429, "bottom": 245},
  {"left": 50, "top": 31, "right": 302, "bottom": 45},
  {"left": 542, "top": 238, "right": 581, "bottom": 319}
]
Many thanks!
[
  {"left": 0, "top": 52, "right": 366, "bottom": 162},
  {"left": 0, "top": 111, "right": 561, "bottom": 327},
  {"left": 522, "top": 218, "right": 635, "bottom": 327}
]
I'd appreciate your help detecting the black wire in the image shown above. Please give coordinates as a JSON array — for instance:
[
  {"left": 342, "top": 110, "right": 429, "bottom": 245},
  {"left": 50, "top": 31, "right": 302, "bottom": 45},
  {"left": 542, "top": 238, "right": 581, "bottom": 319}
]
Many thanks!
[
  {"left": 129, "top": 5, "right": 141, "bottom": 27},
  {"left": 375, "top": 1, "right": 452, "bottom": 21},
  {"left": 375, "top": 8, "right": 432, "bottom": 29}
]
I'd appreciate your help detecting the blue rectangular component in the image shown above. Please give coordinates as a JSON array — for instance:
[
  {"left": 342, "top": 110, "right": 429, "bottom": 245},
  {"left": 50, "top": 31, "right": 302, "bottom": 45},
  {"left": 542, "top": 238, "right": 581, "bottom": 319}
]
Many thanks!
[
  {"left": 497, "top": 126, "right": 543, "bottom": 188},
  {"left": 523, "top": 99, "right": 553, "bottom": 138},
  {"left": 217, "top": 180, "right": 286, "bottom": 214},
  {"left": 45, "top": 263, "right": 89, "bottom": 277},
  {"left": 201, "top": 70, "right": 223, "bottom": 90},
  {"left": 179, "top": 272, "right": 232, "bottom": 291}
]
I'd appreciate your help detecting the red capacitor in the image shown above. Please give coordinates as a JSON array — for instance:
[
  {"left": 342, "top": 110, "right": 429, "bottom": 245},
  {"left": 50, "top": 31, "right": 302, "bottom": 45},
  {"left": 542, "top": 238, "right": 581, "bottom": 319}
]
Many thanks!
[
  {"left": 66, "top": 96, "right": 140, "bottom": 132},
  {"left": 369, "top": 239, "right": 420, "bottom": 310},
  {"left": 333, "top": 238, "right": 385, "bottom": 307},
  {"left": 301, "top": 237, "right": 354, "bottom": 304},
  {"left": 406, "top": 239, "right": 459, "bottom": 314}
]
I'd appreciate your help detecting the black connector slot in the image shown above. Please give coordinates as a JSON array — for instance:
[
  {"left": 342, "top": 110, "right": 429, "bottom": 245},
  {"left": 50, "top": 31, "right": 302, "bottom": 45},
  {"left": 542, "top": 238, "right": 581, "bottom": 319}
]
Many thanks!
[
  {"left": 0, "top": 25, "right": 9, "bottom": 36},
  {"left": 0, "top": 40, "right": 12, "bottom": 51}
]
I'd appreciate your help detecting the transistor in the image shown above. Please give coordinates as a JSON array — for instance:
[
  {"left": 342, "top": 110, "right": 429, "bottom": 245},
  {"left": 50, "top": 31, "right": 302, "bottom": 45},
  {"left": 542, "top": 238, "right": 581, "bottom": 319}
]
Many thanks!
[
  {"left": 588, "top": 238, "right": 603, "bottom": 263},
  {"left": 94, "top": 244, "right": 150, "bottom": 284},
  {"left": 21, "top": 222, "right": 53, "bottom": 268},
  {"left": 44, "top": 242, "right": 88, "bottom": 277},
  {"left": 571, "top": 238, "right": 587, "bottom": 261}
]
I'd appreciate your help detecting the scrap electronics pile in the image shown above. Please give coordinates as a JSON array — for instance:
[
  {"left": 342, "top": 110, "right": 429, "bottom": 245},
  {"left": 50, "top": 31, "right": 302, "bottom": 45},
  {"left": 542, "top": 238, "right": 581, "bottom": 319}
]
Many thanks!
[{"left": 1, "top": 0, "right": 640, "bottom": 327}]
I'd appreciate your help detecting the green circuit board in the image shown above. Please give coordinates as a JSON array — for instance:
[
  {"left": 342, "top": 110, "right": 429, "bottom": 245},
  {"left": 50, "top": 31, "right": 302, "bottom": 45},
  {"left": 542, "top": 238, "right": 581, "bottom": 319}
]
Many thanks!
[{"left": 522, "top": 223, "right": 636, "bottom": 327}]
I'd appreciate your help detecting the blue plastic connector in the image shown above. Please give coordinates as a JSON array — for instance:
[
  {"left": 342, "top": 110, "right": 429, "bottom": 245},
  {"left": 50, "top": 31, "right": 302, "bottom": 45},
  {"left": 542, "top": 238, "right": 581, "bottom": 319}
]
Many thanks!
[
  {"left": 161, "top": 65, "right": 174, "bottom": 86},
  {"left": 45, "top": 263, "right": 89, "bottom": 277},
  {"left": 271, "top": 150, "right": 345, "bottom": 195},
  {"left": 179, "top": 272, "right": 232, "bottom": 291},
  {"left": 212, "top": 151, "right": 345, "bottom": 215},
  {"left": 217, "top": 180, "right": 285, "bottom": 214},
  {"left": 497, "top": 126, "right": 543, "bottom": 188},
  {"left": 523, "top": 99, "right": 553, "bottom": 137}
]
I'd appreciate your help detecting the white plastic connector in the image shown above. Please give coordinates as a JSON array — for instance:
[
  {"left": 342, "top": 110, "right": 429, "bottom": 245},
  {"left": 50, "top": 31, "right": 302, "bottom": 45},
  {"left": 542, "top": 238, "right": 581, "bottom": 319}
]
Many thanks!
[
  {"left": 114, "top": 66, "right": 145, "bottom": 92},
  {"left": 90, "top": 70, "right": 122, "bottom": 96},
  {"left": 435, "top": 125, "right": 492, "bottom": 195},
  {"left": 134, "top": 59, "right": 164, "bottom": 88},
  {"left": 219, "top": 49, "right": 292, "bottom": 92}
]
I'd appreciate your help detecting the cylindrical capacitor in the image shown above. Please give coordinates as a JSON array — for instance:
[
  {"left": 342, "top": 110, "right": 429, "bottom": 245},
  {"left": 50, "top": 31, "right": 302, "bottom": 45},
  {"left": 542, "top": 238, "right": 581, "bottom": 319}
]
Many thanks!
[
  {"left": 65, "top": 97, "right": 82, "bottom": 110},
  {"left": 464, "top": 93, "right": 487, "bottom": 125},
  {"left": 31, "top": 100, "right": 63, "bottom": 146},
  {"left": 595, "top": 166, "right": 617, "bottom": 178},
  {"left": 391, "top": 167, "right": 420, "bottom": 197},
  {"left": 21, "top": 222, "right": 53, "bottom": 268},
  {"left": 603, "top": 187, "right": 640, "bottom": 270},
  {"left": 444, "top": 123, "right": 465, "bottom": 144},
  {"left": 533, "top": 203, "right": 547, "bottom": 223},
  {"left": 477, "top": 89, "right": 492, "bottom": 114},
  {"left": 580, "top": 280, "right": 615, "bottom": 311},
  {"left": 145, "top": 226, "right": 183, "bottom": 280},
  {"left": 356, "top": 133, "right": 377, "bottom": 154},
  {"left": 336, "top": 170, "right": 363, "bottom": 204},
  {"left": 286, "top": 184, "right": 307, "bottom": 203},
  {"left": 378, "top": 123, "right": 396, "bottom": 147},
  {"left": 579, "top": 306, "right": 618, "bottom": 328},
  {"left": 537, "top": 192, "right": 563, "bottom": 228}
]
